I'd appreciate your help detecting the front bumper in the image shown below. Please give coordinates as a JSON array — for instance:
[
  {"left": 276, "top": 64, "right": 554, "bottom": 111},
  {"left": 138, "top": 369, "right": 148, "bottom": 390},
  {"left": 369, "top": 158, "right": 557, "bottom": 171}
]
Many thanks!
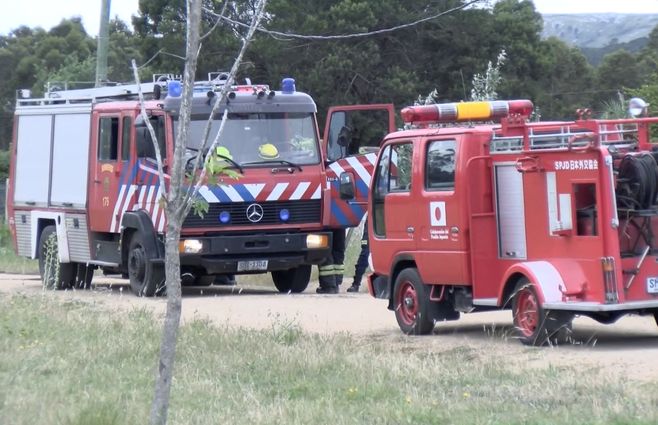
[{"left": 179, "top": 231, "right": 331, "bottom": 274}]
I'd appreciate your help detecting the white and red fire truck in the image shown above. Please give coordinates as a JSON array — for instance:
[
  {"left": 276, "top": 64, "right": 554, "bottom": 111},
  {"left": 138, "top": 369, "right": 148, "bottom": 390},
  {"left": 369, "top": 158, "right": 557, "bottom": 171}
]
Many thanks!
[
  {"left": 344, "top": 99, "right": 658, "bottom": 345},
  {"left": 8, "top": 74, "right": 392, "bottom": 296}
]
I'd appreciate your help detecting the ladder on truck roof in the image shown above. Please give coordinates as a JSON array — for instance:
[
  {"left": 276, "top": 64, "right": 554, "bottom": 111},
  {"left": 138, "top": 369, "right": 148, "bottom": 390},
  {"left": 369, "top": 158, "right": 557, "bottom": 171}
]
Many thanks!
[{"left": 15, "top": 74, "right": 182, "bottom": 108}]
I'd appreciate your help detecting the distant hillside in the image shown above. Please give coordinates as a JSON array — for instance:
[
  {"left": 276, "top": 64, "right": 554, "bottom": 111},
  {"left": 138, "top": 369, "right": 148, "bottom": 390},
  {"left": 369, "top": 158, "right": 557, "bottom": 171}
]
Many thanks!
[
  {"left": 541, "top": 13, "right": 658, "bottom": 65},
  {"left": 542, "top": 14, "right": 658, "bottom": 48}
]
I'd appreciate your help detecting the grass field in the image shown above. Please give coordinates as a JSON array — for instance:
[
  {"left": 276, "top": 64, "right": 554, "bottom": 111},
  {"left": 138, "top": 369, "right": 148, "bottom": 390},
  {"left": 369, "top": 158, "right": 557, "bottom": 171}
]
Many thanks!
[
  {"left": 1, "top": 293, "right": 657, "bottom": 425},
  {"left": 0, "top": 224, "right": 37, "bottom": 274}
]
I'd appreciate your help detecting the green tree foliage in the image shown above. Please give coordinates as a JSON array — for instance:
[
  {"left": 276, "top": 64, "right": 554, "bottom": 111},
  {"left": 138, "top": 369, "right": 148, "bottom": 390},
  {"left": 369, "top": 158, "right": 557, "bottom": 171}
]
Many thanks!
[
  {"left": 490, "top": 0, "right": 543, "bottom": 100},
  {"left": 533, "top": 37, "right": 594, "bottom": 120},
  {"left": 593, "top": 49, "right": 642, "bottom": 108},
  {"left": 1, "top": 0, "right": 658, "bottom": 153},
  {"left": 0, "top": 18, "right": 146, "bottom": 150},
  {"left": 133, "top": 0, "right": 241, "bottom": 76}
]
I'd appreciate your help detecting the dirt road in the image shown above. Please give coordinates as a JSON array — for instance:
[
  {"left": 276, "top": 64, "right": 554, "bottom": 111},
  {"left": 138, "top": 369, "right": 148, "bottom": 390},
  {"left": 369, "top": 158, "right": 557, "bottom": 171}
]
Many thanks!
[{"left": 2, "top": 273, "right": 658, "bottom": 382}]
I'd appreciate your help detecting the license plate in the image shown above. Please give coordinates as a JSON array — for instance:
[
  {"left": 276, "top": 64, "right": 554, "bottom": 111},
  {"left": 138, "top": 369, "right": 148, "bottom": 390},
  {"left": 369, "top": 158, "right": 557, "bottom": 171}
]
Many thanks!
[
  {"left": 237, "top": 260, "right": 268, "bottom": 272},
  {"left": 647, "top": 277, "right": 658, "bottom": 294}
]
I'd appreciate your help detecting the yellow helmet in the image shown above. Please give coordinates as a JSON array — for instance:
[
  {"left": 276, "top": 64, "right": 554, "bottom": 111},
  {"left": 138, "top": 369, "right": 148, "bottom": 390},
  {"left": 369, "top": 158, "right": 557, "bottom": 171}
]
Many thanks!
[
  {"left": 215, "top": 146, "right": 232, "bottom": 159},
  {"left": 258, "top": 143, "right": 279, "bottom": 159}
]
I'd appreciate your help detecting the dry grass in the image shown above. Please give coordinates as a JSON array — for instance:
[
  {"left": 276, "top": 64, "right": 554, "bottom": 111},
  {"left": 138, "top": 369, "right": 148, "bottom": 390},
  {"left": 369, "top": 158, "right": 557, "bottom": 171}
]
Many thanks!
[{"left": 1, "top": 293, "right": 657, "bottom": 424}]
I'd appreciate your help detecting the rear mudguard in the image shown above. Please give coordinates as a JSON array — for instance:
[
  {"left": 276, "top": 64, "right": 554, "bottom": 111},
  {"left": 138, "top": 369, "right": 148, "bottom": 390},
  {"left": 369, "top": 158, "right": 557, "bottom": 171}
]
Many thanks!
[{"left": 499, "top": 260, "right": 586, "bottom": 305}]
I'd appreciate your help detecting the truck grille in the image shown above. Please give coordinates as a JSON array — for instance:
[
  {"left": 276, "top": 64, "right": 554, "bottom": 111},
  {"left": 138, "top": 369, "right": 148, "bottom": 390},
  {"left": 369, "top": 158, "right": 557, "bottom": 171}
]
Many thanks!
[{"left": 183, "top": 200, "right": 321, "bottom": 228}]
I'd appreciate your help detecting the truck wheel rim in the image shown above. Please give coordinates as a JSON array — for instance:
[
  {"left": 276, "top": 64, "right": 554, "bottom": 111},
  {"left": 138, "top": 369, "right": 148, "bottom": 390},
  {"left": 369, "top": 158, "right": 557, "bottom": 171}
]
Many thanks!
[
  {"left": 398, "top": 281, "right": 418, "bottom": 326},
  {"left": 516, "top": 288, "right": 538, "bottom": 337}
]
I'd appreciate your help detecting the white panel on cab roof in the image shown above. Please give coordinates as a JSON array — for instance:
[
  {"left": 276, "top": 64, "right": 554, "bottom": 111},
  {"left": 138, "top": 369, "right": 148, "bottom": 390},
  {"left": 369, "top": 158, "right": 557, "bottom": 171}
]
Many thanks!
[
  {"left": 14, "top": 115, "right": 53, "bottom": 206},
  {"left": 50, "top": 113, "right": 90, "bottom": 208}
]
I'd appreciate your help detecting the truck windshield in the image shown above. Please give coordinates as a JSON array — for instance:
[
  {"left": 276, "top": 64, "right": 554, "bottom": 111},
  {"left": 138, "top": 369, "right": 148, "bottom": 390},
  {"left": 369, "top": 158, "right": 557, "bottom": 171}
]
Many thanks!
[{"left": 177, "top": 112, "right": 320, "bottom": 166}]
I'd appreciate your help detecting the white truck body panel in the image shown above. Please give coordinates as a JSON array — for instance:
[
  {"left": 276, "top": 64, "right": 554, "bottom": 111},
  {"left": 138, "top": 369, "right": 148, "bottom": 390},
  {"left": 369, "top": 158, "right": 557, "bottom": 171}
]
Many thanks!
[
  {"left": 51, "top": 113, "right": 91, "bottom": 208},
  {"left": 14, "top": 115, "right": 52, "bottom": 207},
  {"left": 14, "top": 104, "right": 92, "bottom": 209}
]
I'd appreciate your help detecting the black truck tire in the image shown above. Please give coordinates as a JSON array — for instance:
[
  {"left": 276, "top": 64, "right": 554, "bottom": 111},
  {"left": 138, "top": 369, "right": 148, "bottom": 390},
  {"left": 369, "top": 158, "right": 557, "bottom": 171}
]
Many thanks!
[
  {"left": 512, "top": 279, "right": 573, "bottom": 346},
  {"left": 74, "top": 263, "right": 95, "bottom": 289},
  {"left": 38, "top": 225, "right": 75, "bottom": 290},
  {"left": 272, "top": 265, "right": 312, "bottom": 293},
  {"left": 127, "top": 232, "right": 164, "bottom": 297}
]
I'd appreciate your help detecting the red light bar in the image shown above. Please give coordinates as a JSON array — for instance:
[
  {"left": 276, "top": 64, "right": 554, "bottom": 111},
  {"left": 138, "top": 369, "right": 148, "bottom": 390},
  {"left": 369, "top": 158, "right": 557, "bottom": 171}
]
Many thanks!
[
  {"left": 401, "top": 100, "right": 533, "bottom": 124},
  {"left": 232, "top": 84, "right": 270, "bottom": 92}
]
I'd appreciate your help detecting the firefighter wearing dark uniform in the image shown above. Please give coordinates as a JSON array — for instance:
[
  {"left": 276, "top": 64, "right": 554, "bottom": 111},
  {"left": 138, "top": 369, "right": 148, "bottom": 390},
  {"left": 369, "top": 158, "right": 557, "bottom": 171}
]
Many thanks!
[
  {"left": 347, "top": 219, "right": 369, "bottom": 293},
  {"left": 317, "top": 228, "right": 345, "bottom": 293}
]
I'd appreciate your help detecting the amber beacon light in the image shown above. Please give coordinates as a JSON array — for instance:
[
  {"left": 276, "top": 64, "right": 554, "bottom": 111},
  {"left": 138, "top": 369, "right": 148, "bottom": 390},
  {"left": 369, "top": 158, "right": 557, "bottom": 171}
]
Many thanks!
[{"left": 401, "top": 100, "right": 534, "bottom": 124}]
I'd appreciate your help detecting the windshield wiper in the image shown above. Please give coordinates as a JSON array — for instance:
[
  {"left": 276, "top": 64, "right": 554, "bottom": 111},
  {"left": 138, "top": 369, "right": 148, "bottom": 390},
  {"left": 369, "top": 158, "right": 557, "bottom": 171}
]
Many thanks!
[
  {"left": 216, "top": 153, "right": 245, "bottom": 174},
  {"left": 241, "top": 159, "right": 303, "bottom": 172}
]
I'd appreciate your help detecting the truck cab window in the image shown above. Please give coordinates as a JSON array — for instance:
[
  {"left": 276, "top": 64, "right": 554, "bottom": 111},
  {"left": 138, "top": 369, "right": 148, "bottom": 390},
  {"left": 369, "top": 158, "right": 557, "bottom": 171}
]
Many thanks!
[
  {"left": 390, "top": 143, "right": 413, "bottom": 192},
  {"left": 327, "top": 109, "right": 391, "bottom": 161},
  {"left": 372, "top": 145, "right": 391, "bottom": 237},
  {"left": 425, "top": 140, "right": 456, "bottom": 190},
  {"left": 181, "top": 113, "right": 319, "bottom": 165},
  {"left": 136, "top": 116, "right": 166, "bottom": 160},
  {"left": 121, "top": 117, "right": 132, "bottom": 161},
  {"left": 98, "top": 117, "right": 119, "bottom": 161},
  {"left": 372, "top": 142, "right": 413, "bottom": 237}
]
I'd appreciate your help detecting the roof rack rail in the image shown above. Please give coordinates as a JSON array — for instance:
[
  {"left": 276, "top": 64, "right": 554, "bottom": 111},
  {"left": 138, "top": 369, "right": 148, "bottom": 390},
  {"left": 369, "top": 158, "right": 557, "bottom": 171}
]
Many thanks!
[{"left": 15, "top": 73, "right": 181, "bottom": 107}]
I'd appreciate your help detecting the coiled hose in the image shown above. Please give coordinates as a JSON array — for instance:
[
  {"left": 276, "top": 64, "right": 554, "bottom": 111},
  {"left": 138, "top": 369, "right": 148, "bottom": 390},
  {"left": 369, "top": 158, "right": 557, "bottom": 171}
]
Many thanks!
[{"left": 616, "top": 153, "right": 658, "bottom": 210}]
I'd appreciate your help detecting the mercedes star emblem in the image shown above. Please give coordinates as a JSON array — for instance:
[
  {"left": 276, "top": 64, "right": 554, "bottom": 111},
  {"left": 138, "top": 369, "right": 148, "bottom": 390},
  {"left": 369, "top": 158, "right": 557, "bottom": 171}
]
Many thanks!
[{"left": 246, "top": 203, "right": 264, "bottom": 223}]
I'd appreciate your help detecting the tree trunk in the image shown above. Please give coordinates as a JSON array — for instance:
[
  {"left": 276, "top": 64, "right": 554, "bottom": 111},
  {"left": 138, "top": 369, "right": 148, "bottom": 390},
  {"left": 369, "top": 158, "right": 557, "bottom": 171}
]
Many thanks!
[
  {"left": 149, "top": 224, "right": 183, "bottom": 425},
  {"left": 149, "top": 1, "right": 202, "bottom": 424},
  {"left": 147, "top": 1, "right": 267, "bottom": 423}
]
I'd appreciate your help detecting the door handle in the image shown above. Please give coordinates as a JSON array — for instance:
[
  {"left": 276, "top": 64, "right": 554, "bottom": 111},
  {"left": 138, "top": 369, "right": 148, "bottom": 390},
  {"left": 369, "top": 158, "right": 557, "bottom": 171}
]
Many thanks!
[{"left": 406, "top": 226, "right": 415, "bottom": 234}]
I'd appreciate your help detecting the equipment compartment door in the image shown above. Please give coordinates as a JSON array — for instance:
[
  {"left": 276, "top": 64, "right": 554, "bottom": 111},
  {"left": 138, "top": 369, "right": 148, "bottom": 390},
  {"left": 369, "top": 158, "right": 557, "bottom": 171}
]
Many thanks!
[
  {"left": 323, "top": 104, "right": 395, "bottom": 228},
  {"left": 494, "top": 163, "right": 527, "bottom": 259}
]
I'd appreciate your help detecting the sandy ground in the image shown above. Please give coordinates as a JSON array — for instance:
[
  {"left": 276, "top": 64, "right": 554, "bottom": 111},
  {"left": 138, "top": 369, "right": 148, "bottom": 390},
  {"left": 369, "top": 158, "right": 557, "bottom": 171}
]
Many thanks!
[{"left": 2, "top": 273, "right": 658, "bottom": 382}]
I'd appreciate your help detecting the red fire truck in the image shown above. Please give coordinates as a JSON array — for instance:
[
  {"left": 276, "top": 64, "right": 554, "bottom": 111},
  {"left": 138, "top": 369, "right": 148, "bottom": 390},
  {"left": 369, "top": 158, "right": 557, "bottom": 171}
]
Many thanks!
[
  {"left": 8, "top": 74, "right": 349, "bottom": 296},
  {"left": 343, "top": 99, "right": 658, "bottom": 345}
]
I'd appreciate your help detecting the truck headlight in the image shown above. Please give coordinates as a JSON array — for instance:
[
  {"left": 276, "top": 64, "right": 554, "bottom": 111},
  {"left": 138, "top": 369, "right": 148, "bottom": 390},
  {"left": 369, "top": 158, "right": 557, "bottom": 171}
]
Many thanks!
[
  {"left": 306, "top": 234, "right": 328, "bottom": 249},
  {"left": 179, "top": 239, "right": 204, "bottom": 254}
]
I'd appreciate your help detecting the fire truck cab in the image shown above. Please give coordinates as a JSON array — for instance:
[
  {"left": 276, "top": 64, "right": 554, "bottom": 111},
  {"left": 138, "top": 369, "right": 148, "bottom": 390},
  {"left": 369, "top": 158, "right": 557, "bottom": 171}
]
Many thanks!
[
  {"left": 353, "top": 99, "right": 658, "bottom": 345},
  {"left": 8, "top": 74, "right": 334, "bottom": 296}
]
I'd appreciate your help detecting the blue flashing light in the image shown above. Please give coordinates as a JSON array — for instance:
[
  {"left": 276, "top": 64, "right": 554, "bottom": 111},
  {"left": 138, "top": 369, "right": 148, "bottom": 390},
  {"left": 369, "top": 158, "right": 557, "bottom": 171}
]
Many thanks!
[
  {"left": 281, "top": 78, "right": 296, "bottom": 94},
  {"left": 168, "top": 80, "right": 182, "bottom": 97},
  {"left": 219, "top": 211, "right": 231, "bottom": 224},
  {"left": 279, "top": 209, "right": 290, "bottom": 222}
]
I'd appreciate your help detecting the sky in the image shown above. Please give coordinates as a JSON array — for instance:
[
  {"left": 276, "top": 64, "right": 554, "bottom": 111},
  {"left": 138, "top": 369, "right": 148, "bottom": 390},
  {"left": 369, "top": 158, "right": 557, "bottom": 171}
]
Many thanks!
[{"left": 1, "top": 0, "right": 658, "bottom": 37}]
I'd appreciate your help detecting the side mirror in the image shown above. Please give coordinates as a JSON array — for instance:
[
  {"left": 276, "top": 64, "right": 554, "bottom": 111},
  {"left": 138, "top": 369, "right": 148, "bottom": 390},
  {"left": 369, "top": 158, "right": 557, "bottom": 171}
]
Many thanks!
[
  {"left": 337, "top": 126, "right": 352, "bottom": 147},
  {"left": 339, "top": 172, "right": 355, "bottom": 200},
  {"left": 136, "top": 128, "right": 156, "bottom": 158},
  {"left": 135, "top": 115, "right": 146, "bottom": 128}
]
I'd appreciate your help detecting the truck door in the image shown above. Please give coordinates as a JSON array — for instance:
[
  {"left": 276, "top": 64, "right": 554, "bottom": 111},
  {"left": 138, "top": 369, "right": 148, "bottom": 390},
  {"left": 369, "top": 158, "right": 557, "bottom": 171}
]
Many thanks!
[
  {"left": 323, "top": 104, "right": 395, "bottom": 227},
  {"left": 89, "top": 113, "right": 131, "bottom": 232},
  {"left": 133, "top": 114, "right": 168, "bottom": 233},
  {"left": 370, "top": 141, "right": 416, "bottom": 265},
  {"left": 413, "top": 137, "right": 470, "bottom": 284}
]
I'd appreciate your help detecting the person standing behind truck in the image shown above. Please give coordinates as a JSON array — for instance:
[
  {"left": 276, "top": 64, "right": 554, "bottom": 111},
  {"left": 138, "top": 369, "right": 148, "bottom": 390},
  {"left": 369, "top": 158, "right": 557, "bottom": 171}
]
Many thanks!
[
  {"left": 347, "top": 218, "right": 369, "bottom": 293},
  {"left": 316, "top": 229, "right": 345, "bottom": 293}
]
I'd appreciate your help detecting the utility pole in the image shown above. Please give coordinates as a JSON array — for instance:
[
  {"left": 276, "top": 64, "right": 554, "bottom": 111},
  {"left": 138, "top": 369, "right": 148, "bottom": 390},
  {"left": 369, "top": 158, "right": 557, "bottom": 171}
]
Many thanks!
[{"left": 95, "top": 0, "right": 111, "bottom": 87}]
